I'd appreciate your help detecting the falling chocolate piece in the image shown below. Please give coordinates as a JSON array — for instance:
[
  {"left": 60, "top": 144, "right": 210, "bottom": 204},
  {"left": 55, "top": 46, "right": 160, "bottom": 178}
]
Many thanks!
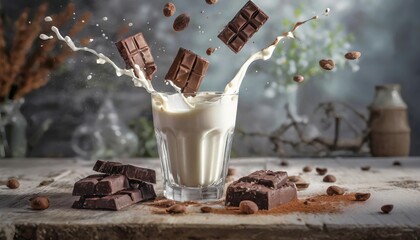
[
  {"left": 115, "top": 32, "right": 157, "bottom": 80},
  {"left": 165, "top": 48, "right": 209, "bottom": 94},
  {"left": 218, "top": 1, "right": 269, "bottom": 53}
]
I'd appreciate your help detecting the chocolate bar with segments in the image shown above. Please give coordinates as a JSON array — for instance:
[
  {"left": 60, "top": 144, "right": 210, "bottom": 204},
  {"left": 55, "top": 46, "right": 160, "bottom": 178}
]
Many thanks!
[
  {"left": 93, "top": 160, "right": 156, "bottom": 184},
  {"left": 218, "top": 1, "right": 269, "bottom": 53},
  {"left": 115, "top": 32, "right": 157, "bottom": 80},
  {"left": 72, "top": 174, "right": 129, "bottom": 196},
  {"left": 225, "top": 181, "right": 297, "bottom": 210},
  {"left": 238, "top": 170, "right": 288, "bottom": 189},
  {"left": 164, "top": 48, "right": 209, "bottom": 94}
]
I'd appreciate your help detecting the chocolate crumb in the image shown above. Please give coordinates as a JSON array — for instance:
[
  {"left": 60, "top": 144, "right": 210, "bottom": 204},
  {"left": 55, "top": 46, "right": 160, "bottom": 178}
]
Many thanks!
[
  {"left": 280, "top": 160, "right": 289, "bottom": 166},
  {"left": 200, "top": 206, "right": 212, "bottom": 213},
  {"left": 327, "top": 186, "right": 345, "bottom": 196},
  {"left": 239, "top": 200, "right": 258, "bottom": 214},
  {"left": 319, "top": 59, "right": 335, "bottom": 70},
  {"left": 166, "top": 204, "right": 186, "bottom": 214},
  {"left": 316, "top": 167, "right": 328, "bottom": 176},
  {"left": 293, "top": 75, "right": 305, "bottom": 83},
  {"left": 6, "top": 178, "right": 20, "bottom": 189},
  {"left": 205, "top": 0, "right": 218, "bottom": 5},
  {"left": 355, "top": 193, "right": 371, "bottom": 201},
  {"left": 295, "top": 182, "right": 310, "bottom": 190},
  {"left": 361, "top": 166, "right": 371, "bottom": 171},
  {"left": 39, "top": 179, "right": 54, "bottom": 187},
  {"left": 323, "top": 175, "right": 337, "bottom": 183},
  {"left": 30, "top": 196, "right": 49, "bottom": 210},
  {"left": 206, "top": 47, "right": 215, "bottom": 56},
  {"left": 303, "top": 166, "right": 313, "bottom": 173},
  {"left": 152, "top": 199, "right": 176, "bottom": 208},
  {"left": 344, "top": 51, "right": 361, "bottom": 60},
  {"left": 163, "top": 2, "right": 176, "bottom": 17},
  {"left": 393, "top": 161, "right": 401, "bottom": 166},
  {"left": 173, "top": 13, "right": 190, "bottom": 32},
  {"left": 381, "top": 204, "right": 393, "bottom": 214}
]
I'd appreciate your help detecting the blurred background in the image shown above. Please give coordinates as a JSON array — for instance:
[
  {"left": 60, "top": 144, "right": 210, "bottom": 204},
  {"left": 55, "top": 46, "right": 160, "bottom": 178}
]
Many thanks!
[{"left": 0, "top": 0, "right": 419, "bottom": 158}]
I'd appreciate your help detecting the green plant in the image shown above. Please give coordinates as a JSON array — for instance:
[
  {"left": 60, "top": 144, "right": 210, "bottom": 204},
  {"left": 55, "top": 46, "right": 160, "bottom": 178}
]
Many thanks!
[{"left": 129, "top": 116, "right": 158, "bottom": 157}]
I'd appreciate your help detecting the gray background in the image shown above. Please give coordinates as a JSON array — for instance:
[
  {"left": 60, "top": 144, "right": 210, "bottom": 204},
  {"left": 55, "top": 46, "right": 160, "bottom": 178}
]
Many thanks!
[{"left": 1, "top": 0, "right": 419, "bottom": 157}]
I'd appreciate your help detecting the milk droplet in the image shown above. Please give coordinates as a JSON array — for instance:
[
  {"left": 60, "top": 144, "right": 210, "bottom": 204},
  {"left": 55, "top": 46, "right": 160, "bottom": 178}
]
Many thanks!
[
  {"left": 209, "top": 38, "right": 212, "bottom": 42},
  {"left": 39, "top": 34, "right": 53, "bottom": 40},
  {"left": 44, "top": 16, "right": 53, "bottom": 22},
  {"left": 128, "top": 22, "right": 133, "bottom": 27},
  {"left": 89, "top": 39, "right": 94, "bottom": 42},
  {"left": 87, "top": 74, "right": 92, "bottom": 80},
  {"left": 96, "top": 24, "right": 99, "bottom": 27},
  {"left": 81, "top": 20, "right": 85, "bottom": 23},
  {"left": 198, "top": 26, "right": 201, "bottom": 29},
  {"left": 102, "top": 17, "right": 108, "bottom": 21},
  {"left": 102, "top": 33, "right": 106, "bottom": 37}
]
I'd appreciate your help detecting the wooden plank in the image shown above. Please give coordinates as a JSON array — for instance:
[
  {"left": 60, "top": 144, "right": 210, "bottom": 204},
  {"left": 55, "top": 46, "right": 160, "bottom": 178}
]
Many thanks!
[{"left": 0, "top": 158, "right": 419, "bottom": 240}]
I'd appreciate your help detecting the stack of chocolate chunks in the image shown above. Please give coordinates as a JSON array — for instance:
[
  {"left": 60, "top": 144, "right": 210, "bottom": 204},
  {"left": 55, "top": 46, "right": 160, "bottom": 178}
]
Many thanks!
[
  {"left": 225, "top": 170, "right": 297, "bottom": 210},
  {"left": 72, "top": 160, "right": 156, "bottom": 210}
]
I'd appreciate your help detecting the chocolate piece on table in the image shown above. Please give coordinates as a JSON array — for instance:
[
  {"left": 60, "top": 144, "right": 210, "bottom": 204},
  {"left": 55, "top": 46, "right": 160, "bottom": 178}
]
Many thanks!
[
  {"left": 93, "top": 160, "right": 156, "bottom": 184},
  {"left": 137, "top": 181, "right": 157, "bottom": 201},
  {"left": 217, "top": 1, "right": 269, "bottom": 53},
  {"left": 115, "top": 32, "right": 157, "bottom": 80},
  {"left": 225, "top": 181, "right": 297, "bottom": 210},
  {"left": 72, "top": 174, "right": 129, "bottom": 196},
  {"left": 238, "top": 170, "right": 288, "bottom": 189},
  {"left": 165, "top": 48, "right": 209, "bottom": 94}
]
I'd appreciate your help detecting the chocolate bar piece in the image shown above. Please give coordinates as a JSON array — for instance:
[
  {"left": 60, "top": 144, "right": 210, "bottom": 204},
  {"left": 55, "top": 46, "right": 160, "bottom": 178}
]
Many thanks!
[
  {"left": 115, "top": 32, "right": 157, "bottom": 80},
  {"left": 238, "top": 170, "right": 288, "bottom": 189},
  {"left": 218, "top": 1, "right": 269, "bottom": 53},
  {"left": 137, "top": 181, "right": 157, "bottom": 201},
  {"left": 93, "top": 160, "right": 156, "bottom": 184},
  {"left": 164, "top": 48, "right": 209, "bottom": 94},
  {"left": 72, "top": 174, "right": 129, "bottom": 196},
  {"left": 225, "top": 181, "right": 297, "bottom": 210}
]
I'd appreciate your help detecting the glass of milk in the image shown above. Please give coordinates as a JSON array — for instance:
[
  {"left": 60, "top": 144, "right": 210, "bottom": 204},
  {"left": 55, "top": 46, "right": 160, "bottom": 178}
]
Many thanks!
[{"left": 152, "top": 92, "right": 238, "bottom": 201}]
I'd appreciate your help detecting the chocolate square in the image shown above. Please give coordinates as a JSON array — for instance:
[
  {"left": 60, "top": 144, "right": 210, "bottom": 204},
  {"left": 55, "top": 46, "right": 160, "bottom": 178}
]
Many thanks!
[
  {"left": 164, "top": 48, "right": 209, "bottom": 94},
  {"left": 115, "top": 32, "right": 157, "bottom": 80},
  {"left": 217, "top": 1, "right": 269, "bottom": 53}
]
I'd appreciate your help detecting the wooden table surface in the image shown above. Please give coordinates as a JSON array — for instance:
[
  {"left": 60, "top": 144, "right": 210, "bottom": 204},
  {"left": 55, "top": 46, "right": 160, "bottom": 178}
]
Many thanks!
[{"left": 0, "top": 157, "right": 419, "bottom": 240}]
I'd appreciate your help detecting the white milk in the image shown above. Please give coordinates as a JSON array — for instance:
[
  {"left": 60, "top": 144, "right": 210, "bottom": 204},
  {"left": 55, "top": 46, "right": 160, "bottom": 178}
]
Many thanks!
[{"left": 152, "top": 92, "right": 238, "bottom": 187}]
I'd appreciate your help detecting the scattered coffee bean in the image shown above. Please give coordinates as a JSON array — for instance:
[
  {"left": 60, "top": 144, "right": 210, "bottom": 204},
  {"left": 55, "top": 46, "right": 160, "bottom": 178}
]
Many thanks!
[
  {"left": 316, "top": 167, "right": 328, "bottom": 176},
  {"left": 355, "top": 193, "right": 371, "bottom": 201},
  {"left": 166, "top": 204, "right": 186, "bottom": 214},
  {"left": 30, "top": 196, "right": 49, "bottom": 210},
  {"left": 280, "top": 160, "right": 289, "bottom": 166},
  {"left": 303, "top": 166, "right": 313, "bottom": 172},
  {"left": 239, "top": 200, "right": 258, "bottom": 214},
  {"left": 6, "top": 178, "right": 20, "bottom": 189},
  {"left": 323, "top": 174, "right": 337, "bottom": 183},
  {"left": 326, "top": 186, "right": 345, "bottom": 196},
  {"left": 361, "top": 166, "right": 371, "bottom": 171},
  {"left": 393, "top": 161, "right": 401, "bottom": 166},
  {"left": 344, "top": 51, "right": 361, "bottom": 60},
  {"left": 288, "top": 176, "right": 302, "bottom": 183},
  {"left": 293, "top": 75, "right": 305, "bottom": 83},
  {"left": 303, "top": 200, "right": 309, "bottom": 205},
  {"left": 200, "top": 206, "right": 212, "bottom": 213},
  {"left": 205, "top": 0, "right": 218, "bottom": 5},
  {"left": 206, "top": 47, "right": 216, "bottom": 56},
  {"left": 319, "top": 59, "right": 335, "bottom": 70},
  {"left": 163, "top": 2, "right": 176, "bottom": 17},
  {"left": 39, "top": 179, "right": 54, "bottom": 187},
  {"left": 227, "top": 167, "right": 236, "bottom": 176},
  {"left": 295, "top": 182, "right": 310, "bottom": 190},
  {"left": 173, "top": 13, "right": 190, "bottom": 32},
  {"left": 381, "top": 204, "right": 393, "bottom": 214}
]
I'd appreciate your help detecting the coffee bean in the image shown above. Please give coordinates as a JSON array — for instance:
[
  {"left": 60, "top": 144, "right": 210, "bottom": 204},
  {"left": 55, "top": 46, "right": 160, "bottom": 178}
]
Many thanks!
[
  {"left": 355, "top": 193, "right": 371, "bottom": 201},
  {"left": 200, "top": 206, "right": 212, "bottom": 213},
  {"left": 30, "top": 196, "right": 49, "bottom": 210},
  {"left": 6, "top": 178, "right": 20, "bottom": 189},
  {"left": 326, "top": 186, "right": 345, "bottom": 196},
  {"left": 166, "top": 204, "right": 186, "bottom": 214},
  {"left": 288, "top": 176, "right": 302, "bottom": 183},
  {"left": 280, "top": 160, "right": 289, "bottom": 166},
  {"left": 323, "top": 174, "right": 337, "bottom": 183},
  {"left": 393, "top": 161, "right": 401, "bottom": 166},
  {"left": 381, "top": 204, "right": 393, "bottom": 214},
  {"left": 239, "top": 200, "right": 258, "bottom": 214},
  {"left": 163, "top": 2, "right": 176, "bottom": 17},
  {"left": 206, "top": 47, "right": 216, "bottom": 56},
  {"left": 344, "top": 51, "right": 361, "bottom": 60},
  {"left": 293, "top": 75, "right": 305, "bottom": 83},
  {"left": 295, "top": 182, "right": 310, "bottom": 190},
  {"left": 227, "top": 167, "right": 236, "bottom": 176},
  {"left": 303, "top": 166, "right": 313, "bottom": 172},
  {"left": 173, "top": 13, "right": 190, "bottom": 32},
  {"left": 361, "top": 166, "right": 371, "bottom": 171},
  {"left": 319, "top": 59, "right": 335, "bottom": 70},
  {"left": 205, "top": 0, "right": 218, "bottom": 5},
  {"left": 316, "top": 167, "right": 328, "bottom": 176}
]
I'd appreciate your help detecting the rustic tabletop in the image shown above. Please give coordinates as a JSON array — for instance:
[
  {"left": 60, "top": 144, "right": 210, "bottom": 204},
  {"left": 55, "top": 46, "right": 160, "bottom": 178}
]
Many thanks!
[{"left": 0, "top": 157, "right": 419, "bottom": 240}]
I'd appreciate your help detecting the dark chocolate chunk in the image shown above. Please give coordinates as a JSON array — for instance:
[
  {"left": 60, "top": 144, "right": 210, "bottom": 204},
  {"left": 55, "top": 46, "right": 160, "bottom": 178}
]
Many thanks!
[
  {"left": 115, "top": 32, "right": 157, "bottom": 80},
  {"left": 225, "top": 181, "right": 297, "bottom": 210},
  {"left": 136, "top": 181, "right": 157, "bottom": 201},
  {"left": 72, "top": 174, "right": 107, "bottom": 196},
  {"left": 217, "top": 1, "right": 268, "bottom": 53},
  {"left": 238, "top": 170, "right": 287, "bottom": 189},
  {"left": 93, "top": 160, "right": 156, "bottom": 184},
  {"left": 72, "top": 174, "right": 129, "bottom": 196},
  {"left": 165, "top": 48, "right": 209, "bottom": 94}
]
